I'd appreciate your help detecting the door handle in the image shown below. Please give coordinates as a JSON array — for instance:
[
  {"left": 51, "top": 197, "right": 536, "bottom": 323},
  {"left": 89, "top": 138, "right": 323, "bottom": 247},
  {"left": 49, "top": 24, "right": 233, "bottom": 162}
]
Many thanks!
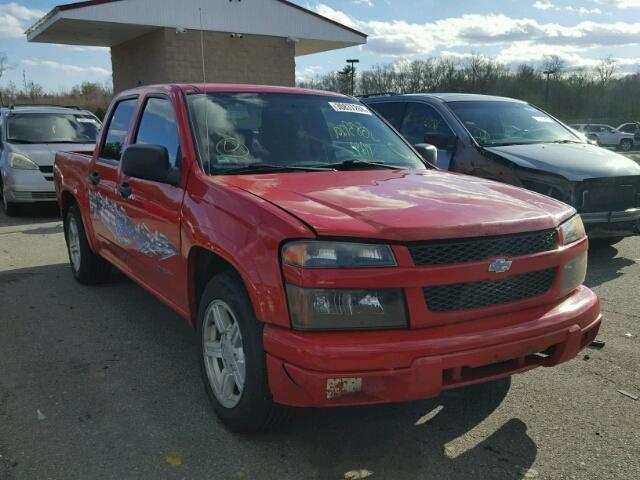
[
  {"left": 118, "top": 182, "right": 132, "bottom": 199},
  {"left": 89, "top": 172, "right": 101, "bottom": 185}
]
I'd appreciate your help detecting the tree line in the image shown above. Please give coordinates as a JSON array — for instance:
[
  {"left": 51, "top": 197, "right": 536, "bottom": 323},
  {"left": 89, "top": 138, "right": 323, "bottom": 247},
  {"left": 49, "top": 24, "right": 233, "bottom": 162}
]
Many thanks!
[
  {"left": 298, "top": 54, "right": 640, "bottom": 126},
  {"left": 0, "top": 52, "right": 112, "bottom": 119}
]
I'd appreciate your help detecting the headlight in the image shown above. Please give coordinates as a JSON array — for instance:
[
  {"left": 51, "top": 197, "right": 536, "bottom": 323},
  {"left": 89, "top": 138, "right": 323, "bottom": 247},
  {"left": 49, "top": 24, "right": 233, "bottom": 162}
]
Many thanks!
[
  {"left": 559, "top": 215, "right": 586, "bottom": 245},
  {"left": 282, "top": 241, "right": 396, "bottom": 268},
  {"left": 560, "top": 251, "right": 587, "bottom": 297},
  {"left": 9, "top": 153, "right": 39, "bottom": 170},
  {"left": 286, "top": 285, "right": 407, "bottom": 330}
]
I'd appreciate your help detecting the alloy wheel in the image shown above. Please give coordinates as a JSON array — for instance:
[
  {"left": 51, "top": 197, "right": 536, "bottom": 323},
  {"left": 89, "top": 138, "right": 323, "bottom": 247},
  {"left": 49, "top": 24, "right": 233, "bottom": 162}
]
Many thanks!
[{"left": 202, "top": 299, "right": 246, "bottom": 408}]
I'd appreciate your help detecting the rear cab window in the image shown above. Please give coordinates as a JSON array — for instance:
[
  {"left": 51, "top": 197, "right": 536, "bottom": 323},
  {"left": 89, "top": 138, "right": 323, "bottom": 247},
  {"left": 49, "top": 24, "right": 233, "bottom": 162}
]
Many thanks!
[{"left": 101, "top": 98, "right": 138, "bottom": 161}]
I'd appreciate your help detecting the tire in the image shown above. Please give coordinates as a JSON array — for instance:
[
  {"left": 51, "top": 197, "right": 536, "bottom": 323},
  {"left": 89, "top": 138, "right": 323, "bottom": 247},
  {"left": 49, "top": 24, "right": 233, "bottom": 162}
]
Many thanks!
[
  {"left": 64, "top": 204, "right": 111, "bottom": 284},
  {"left": 619, "top": 139, "right": 633, "bottom": 152},
  {"left": 590, "top": 236, "right": 624, "bottom": 247},
  {"left": 1, "top": 181, "right": 19, "bottom": 217},
  {"left": 197, "top": 271, "right": 289, "bottom": 433}
]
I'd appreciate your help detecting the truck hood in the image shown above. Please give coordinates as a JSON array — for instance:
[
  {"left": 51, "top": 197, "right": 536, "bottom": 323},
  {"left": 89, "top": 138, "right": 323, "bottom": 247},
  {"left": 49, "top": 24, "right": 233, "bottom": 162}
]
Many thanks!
[
  {"left": 219, "top": 169, "right": 574, "bottom": 241},
  {"left": 8, "top": 143, "right": 95, "bottom": 167},
  {"left": 484, "top": 142, "right": 640, "bottom": 182}
]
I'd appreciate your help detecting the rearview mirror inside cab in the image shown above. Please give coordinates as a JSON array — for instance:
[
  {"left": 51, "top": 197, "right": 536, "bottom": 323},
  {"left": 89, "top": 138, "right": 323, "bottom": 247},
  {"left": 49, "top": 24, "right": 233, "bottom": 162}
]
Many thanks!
[{"left": 121, "top": 144, "right": 181, "bottom": 186}]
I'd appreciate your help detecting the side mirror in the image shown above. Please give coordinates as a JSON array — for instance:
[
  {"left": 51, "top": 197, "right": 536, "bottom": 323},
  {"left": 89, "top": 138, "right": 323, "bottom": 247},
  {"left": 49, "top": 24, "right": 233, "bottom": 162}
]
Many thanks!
[
  {"left": 413, "top": 143, "right": 438, "bottom": 165},
  {"left": 424, "top": 132, "right": 458, "bottom": 151},
  {"left": 121, "top": 144, "right": 181, "bottom": 186}
]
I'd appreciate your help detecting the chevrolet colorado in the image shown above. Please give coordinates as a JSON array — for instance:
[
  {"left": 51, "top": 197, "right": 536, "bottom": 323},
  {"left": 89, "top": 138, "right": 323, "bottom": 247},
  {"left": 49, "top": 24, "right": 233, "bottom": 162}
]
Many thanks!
[{"left": 54, "top": 84, "right": 601, "bottom": 432}]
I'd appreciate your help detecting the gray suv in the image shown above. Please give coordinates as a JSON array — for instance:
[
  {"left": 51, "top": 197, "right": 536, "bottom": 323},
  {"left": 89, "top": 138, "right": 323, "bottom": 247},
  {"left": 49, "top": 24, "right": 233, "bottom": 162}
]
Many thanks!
[
  {"left": 362, "top": 93, "right": 640, "bottom": 244},
  {"left": 0, "top": 105, "right": 101, "bottom": 215}
]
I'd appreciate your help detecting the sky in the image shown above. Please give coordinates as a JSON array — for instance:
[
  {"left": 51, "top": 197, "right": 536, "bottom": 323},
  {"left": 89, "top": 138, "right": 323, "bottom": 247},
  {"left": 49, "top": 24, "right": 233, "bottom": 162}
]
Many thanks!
[{"left": 0, "top": 0, "right": 639, "bottom": 91}]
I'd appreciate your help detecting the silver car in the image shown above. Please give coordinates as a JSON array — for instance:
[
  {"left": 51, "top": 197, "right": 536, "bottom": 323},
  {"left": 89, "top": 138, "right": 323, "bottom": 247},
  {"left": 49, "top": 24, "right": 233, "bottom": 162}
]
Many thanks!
[
  {"left": 0, "top": 105, "right": 101, "bottom": 215},
  {"left": 570, "top": 123, "right": 635, "bottom": 151}
]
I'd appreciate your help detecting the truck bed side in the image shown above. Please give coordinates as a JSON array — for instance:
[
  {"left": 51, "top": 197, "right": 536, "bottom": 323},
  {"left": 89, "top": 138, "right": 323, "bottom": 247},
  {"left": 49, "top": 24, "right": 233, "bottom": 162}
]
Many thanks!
[{"left": 53, "top": 150, "right": 98, "bottom": 249}]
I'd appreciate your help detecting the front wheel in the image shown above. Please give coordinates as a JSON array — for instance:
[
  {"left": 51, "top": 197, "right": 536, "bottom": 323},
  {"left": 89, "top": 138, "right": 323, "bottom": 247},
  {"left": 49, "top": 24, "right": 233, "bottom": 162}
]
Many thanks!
[
  {"left": 64, "top": 205, "right": 111, "bottom": 284},
  {"left": 619, "top": 139, "right": 633, "bottom": 152},
  {"left": 1, "top": 182, "right": 19, "bottom": 216},
  {"left": 197, "top": 271, "right": 289, "bottom": 432}
]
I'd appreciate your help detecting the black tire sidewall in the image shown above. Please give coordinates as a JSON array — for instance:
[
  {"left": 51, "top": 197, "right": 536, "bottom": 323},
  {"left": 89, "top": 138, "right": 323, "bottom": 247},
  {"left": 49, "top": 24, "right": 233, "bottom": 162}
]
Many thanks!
[
  {"left": 197, "top": 272, "right": 274, "bottom": 432},
  {"left": 65, "top": 206, "right": 85, "bottom": 280}
]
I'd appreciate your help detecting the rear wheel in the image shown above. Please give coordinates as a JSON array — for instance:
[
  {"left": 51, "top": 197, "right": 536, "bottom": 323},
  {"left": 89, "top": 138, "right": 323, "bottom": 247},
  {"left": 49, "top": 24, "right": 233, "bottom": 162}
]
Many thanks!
[
  {"left": 619, "top": 139, "right": 633, "bottom": 152},
  {"left": 64, "top": 204, "right": 111, "bottom": 284},
  {"left": 197, "top": 271, "right": 289, "bottom": 432}
]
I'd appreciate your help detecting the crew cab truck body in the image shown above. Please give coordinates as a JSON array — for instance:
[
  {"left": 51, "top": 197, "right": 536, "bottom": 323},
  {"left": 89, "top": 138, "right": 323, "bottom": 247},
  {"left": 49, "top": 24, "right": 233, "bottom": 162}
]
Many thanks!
[{"left": 54, "top": 84, "right": 601, "bottom": 432}]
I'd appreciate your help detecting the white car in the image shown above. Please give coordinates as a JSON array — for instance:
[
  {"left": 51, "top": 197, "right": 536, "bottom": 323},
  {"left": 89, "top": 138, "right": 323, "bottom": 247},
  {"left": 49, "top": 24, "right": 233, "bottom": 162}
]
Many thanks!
[
  {"left": 570, "top": 123, "right": 635, "bottom": 151},
  {"left": 0, "top": 105, "right": 101, "bottom": 216},
  {"left": 617, "top": 122, "right": 640, "bottom": 135}
]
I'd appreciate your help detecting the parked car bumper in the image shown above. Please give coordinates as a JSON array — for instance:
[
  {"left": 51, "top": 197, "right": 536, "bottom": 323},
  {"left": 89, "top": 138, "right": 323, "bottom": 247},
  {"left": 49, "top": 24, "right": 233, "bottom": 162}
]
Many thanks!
[
  {"left": 581, "top": 208, "right": 640, "bottom": 238},
  {"left": 1, "top": 168, "right": 56, "bottom": 203},
  {"left": 264, "top": 285, "right": 601, "bottom": 407}
]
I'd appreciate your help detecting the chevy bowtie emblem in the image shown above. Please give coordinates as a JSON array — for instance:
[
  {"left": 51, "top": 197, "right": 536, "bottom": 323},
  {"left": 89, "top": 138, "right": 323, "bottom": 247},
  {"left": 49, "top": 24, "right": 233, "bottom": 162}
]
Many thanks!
[{"left": 488, "top": 259, "right": 513, "bottom": 273}]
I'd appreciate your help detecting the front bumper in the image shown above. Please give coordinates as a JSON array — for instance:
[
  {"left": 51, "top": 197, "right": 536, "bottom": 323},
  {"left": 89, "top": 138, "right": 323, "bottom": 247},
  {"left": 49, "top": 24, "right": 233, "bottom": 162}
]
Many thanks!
[
  {"left": 581, "top": 209, "right": 640, "bottom": 238},
  {"left": 264, "top": 286, "right": 601, "bottom": 407},
  {"left": 1, "top": 168, "right": 56, "bottom": 203}
]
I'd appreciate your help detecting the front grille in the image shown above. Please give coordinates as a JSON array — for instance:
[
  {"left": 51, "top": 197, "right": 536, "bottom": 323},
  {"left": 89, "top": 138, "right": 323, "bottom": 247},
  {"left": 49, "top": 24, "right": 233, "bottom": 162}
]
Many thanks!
[
  {"left": 423, "top": 268, "right": 556, "bottom": 312},
  {"left": 579, "top": 176, "right": 640, "bottom": 212},
  {"left": 409, "top": 229, "right": 558, "bottom": 266},
  {"left": 31, "top": 192, "right": 56, "bottom": 200},
  {"left": 38, "top": 166, "right": 54, "bottom": 174}
]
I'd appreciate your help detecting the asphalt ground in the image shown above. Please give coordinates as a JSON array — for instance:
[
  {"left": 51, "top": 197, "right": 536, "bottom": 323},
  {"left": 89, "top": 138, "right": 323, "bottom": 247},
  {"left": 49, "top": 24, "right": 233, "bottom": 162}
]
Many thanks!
[{"left": 1, "top": 205, "right": 638, "bottom": 480}]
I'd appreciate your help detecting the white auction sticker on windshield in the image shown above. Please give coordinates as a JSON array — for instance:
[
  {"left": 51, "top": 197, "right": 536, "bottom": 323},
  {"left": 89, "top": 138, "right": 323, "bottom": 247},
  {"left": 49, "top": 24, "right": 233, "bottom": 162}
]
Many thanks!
[
  {"left": 328, "top": 102, "right": 372, "bottom": 115},
  {"left": 532, "top": 116, "right": 553, "bottom": 123},
  {"left": 77, "top": 118, "right": 98, "bottom": 124}
]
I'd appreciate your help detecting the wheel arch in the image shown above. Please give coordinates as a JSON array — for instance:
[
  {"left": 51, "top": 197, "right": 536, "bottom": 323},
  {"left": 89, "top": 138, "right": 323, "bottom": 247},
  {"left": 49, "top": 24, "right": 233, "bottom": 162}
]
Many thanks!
[{"left": 187, "top": 246, "right": 252, "bottom": 328}]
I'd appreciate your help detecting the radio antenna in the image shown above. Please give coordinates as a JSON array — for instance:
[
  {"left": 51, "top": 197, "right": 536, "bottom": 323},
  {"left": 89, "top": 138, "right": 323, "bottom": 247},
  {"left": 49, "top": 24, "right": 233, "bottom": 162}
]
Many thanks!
[{"left": 199, "top": 8, "right": 206, "bottom": 83}]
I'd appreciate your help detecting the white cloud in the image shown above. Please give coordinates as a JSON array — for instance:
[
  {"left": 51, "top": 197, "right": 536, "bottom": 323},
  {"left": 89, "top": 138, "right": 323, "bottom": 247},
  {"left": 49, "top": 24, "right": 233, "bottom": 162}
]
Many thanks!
[
  {"left": 594, "top": 0, "right": 640, "bottom": 8},
  {"left": 533, "top": 1, "right": 555, "bottom": 10},
  {"left": 352, "top": 0, "right": 374, "bottom": 6},
  {"left": 0, "top": 2, "right": 45, "bottom": 38},
  {"left": 534, "top": 2, "right": 602, "bottom": 14},
  {"left": 314, "top": 4, "right": 640, "bottom": 69},
  {"left": 295, "top": 65, "right": 323, "bottom": 82},
  {"left": 22, "top": 59, "right": 111, "bottom": 76}
]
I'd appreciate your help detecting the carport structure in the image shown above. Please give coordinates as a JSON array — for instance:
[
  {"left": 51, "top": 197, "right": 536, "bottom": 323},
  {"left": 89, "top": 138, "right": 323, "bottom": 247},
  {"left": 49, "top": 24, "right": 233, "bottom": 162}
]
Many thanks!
[{"left": 26, "top": 0, "right": 367, "bottom": 92}]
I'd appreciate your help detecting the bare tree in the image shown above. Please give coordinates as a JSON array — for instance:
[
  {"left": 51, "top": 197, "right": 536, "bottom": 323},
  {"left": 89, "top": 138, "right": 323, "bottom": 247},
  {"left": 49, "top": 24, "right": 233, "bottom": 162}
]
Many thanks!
[
  {"left": 542, "top": 55, "right": 566, "bottom": 79},
  {"left": 596, "top": 55, "right": 617, "bottom": 88}
]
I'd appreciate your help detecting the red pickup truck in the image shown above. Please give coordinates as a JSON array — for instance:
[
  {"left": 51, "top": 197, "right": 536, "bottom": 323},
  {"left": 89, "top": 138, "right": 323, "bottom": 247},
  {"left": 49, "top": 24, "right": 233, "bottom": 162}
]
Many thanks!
[{"left": 54, "top": 84, "right": 601, "bottom": 432}]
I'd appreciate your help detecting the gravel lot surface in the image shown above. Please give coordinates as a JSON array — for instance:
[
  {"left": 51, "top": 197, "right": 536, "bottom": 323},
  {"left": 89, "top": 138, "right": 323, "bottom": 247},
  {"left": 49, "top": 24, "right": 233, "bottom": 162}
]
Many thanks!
[{"left": 0, "top": 203, "right": 638, "bottom": 480}]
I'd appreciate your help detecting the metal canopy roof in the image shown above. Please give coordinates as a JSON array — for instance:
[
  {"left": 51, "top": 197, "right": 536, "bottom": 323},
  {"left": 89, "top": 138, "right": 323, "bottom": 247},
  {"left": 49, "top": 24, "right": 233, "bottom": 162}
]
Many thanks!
[{"left": 26, "top": 0, "right": 367, "bottom": 56}]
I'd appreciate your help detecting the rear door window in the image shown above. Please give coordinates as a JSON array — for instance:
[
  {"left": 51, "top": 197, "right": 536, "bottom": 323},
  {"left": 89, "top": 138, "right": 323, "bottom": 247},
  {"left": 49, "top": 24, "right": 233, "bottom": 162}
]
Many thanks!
[{"left": 101, "top": 98, "right": 138, "bottom": 161}]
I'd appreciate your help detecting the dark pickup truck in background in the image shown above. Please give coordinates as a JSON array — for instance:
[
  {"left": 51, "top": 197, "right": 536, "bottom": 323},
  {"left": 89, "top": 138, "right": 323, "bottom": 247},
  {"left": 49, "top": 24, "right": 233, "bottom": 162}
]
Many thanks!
[{"left": 363, "top": 93, "right": 640, "bottom": 245}]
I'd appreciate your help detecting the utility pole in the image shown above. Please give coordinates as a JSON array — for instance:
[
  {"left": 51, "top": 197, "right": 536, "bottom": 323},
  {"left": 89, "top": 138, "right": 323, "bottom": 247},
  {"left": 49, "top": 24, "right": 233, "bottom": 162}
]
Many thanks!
[
  {"left": 346, "top": 59, "right": 359, "bottom": 96},
  {"left": 543, "top": 69, "right": 553, "bottom": 108}
]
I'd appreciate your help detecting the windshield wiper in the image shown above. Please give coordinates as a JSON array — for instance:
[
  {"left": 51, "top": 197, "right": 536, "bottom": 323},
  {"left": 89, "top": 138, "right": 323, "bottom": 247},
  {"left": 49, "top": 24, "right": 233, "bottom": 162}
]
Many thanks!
[
  {"left": 6, "top": 139, "right": 37, "bottom": 144},
  {"left": 320, "top": 160, "right": 402, "bottom": 171},
  {"left": 216, "top": 163, "right": 334, "bottom": 175}
]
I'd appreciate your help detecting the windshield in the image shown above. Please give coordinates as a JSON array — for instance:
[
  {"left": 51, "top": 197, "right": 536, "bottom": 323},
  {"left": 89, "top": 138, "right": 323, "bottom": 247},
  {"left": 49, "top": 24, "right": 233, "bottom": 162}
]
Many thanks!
[
  {"left": 447, "top": 101, "right": 581, "bottom": 147},
  {"left": 186, "top": 93, "right": 426, "bottom": 174},
  {"left": 6, "top": 113, "right": 101, "bottom": 144}
]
